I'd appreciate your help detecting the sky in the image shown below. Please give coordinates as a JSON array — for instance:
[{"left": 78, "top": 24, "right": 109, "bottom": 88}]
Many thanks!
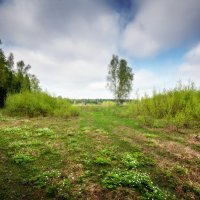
[{"left": 0, "top": 0, "right": 200, "bottom": 98}]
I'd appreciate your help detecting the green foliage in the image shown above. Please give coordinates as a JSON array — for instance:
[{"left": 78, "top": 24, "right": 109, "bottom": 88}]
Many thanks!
[
  {"left": 102, "top": 169, "right": 170, "bottom": 199},
  {"left": 122, "top": 152, "right": 155, "bottom": 168},
  {"left": 122, "top": 153, "right": 140, "bottom": 168},
  {"left": 172, "top": 165, "right": 188, "bottom": 175},
  {"left": 4, "top": 91, "right": 79, "bottom": 117},
  {"left": 94, "top": 157, "right": 111, "bottom": 165},
  {"left": 107, "top": 55, "right": 134, "bottom": 104},
  {"left": 30, "top": 170, "right": 61, "bottom": 188},
  {"left": 124, "top": 82, "right": 200, "bottom": 129},
  {"left": 12, "top": 153, "right": 36, "bottom": 164},
  {"left": 36, "top": 127, "right": 54, "bottom": 136},
  {"left": 0, "top": 41, "right": 40, "bottom": 107},
  {"left": 29, "top": 171, "right": 73, "bottom": 199},
  {"left": 3, "top": 126, "right": 23, "bottom": 133}
]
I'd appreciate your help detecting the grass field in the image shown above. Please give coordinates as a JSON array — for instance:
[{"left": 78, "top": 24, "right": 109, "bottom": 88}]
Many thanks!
[{"left": 0, "top": 106, "right": 200, "bottom": 199}]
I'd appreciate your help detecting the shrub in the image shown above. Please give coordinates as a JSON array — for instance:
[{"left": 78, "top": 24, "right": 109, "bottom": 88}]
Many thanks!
[
  {"left": 124, "top": 82, "right": 200, "bottom": 129},
  {"left": 4, "top": 91, "right": 79, "bottom": 118}
]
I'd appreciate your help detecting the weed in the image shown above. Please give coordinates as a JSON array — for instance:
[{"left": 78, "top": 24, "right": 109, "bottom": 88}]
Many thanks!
[
  {"left": 3, "top": 126, "right": 22, "bottom": 133},
  {"left": 35, "top": 127, "right": 54, "bottom": 136},
  {"left": 9, "top": 140, "right": 42, "bottom": 148},
  {"left": 94, "top": 157, "right": 111, "bottom": 166},
  {"left": 172, "top": 165, "right": 188, "bottom": 175},
  {"left": 122, "top": 152, "right": 155, "bottom": 168},
  {"left": 122, "top": 153, "right": 140, "bottom": 169},
  {"left": 102, "top": 168, "right": 171, "bottom": 199},
  {"left": 12, "top": 153, "right": 36, "bottom": 164},
  {"left": 99, "top": 149, "right": 113, "bottom": 156},
  {"left": 29, "top": 170, "right": 61, "bottom": 188}
]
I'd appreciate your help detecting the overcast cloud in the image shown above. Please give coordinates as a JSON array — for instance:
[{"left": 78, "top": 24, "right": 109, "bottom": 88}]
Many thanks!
[
  {"left": 122, "top": 0, "right": 200, "bottom": 58},
  {"left": 0, "top": 0, "right": 200, "bottom": 98}
]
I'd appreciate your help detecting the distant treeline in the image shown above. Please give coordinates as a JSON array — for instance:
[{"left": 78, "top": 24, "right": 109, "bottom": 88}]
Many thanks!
[
  {"left": 0, "top": 40, "right": 40, "bottom": 107},
  {"left": 72, "top": 99, "right": 130, "bottom": 104}
]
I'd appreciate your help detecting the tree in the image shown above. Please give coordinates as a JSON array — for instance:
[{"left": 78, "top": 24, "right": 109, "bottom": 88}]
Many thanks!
[
  {"left": 107, "top": 55, "right": 134, "bottom": 104},
  {"left": 16, "top": 61, "right": 31, "bottom": 91},
  {"left": 30, "top": 74, "right": 41, "bottom": 91},
  {"left": 7, "top": 53, "right": 14, "bottom": 71},
  {"left": 0, "top": 39, "right": 41, "bottom": 107},
  {"left": 0, "top": 40, "right": 8, "bottom": 107}
]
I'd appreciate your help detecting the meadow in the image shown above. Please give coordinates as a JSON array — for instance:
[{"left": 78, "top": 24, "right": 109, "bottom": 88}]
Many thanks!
[{"left": 0, "top": 99, "right": 200, "bottom": 199}]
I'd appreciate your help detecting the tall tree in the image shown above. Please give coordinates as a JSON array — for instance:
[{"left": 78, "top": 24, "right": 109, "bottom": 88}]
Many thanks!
[
  {"left": 107, "top": 55, "right": 134, "bottom": 104},
  {"left": 30, "top": 74, "right": 41, "bottom": 91},
  {"left": 0, "top": 40, "right": 41, "bottom": 107},
  {"left": 16, "top": 61, "right": 31, "bottom": 91},
  {"left": 7, "top": 53, "right": 14, "bottom": 71},
  {"left": 0, "top": 40, "right": 8, "bottom": 107}
]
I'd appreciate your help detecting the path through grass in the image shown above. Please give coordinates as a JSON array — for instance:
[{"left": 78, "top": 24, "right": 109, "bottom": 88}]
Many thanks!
[{"left": 0, "top": 107, "right": 199, "bottom": 199}]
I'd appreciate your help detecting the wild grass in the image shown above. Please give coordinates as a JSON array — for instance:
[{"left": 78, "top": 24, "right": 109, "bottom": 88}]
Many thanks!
[
  {"left": 122, "top": 82, "right": 200, "bottom": 129},
  {"left": 0, "top": 101, "right": 199, "bottom": 199},
  {"left": 101, "top": 100, "right": 116, "bottom": 107},
  {"left": 4, "top": 91, "right": 79, "bottom": 118}
]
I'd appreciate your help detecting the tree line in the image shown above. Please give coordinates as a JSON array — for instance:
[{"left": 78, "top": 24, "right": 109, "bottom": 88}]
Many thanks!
[{"left": 0, "top": 40, "right": 40, "bottom": 107}]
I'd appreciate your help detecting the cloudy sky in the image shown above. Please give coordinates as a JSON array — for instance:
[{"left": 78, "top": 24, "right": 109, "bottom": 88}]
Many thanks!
[{"left": 1, "top": 0, "right": 200, "bottom": 98}]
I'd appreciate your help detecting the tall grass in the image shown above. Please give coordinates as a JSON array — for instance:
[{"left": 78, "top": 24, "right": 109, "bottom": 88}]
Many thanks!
[
  {"left": 123, "top": 82, "right": 200, "bottom": 129},
  {"left": 101, "top": 101, "right": 116, "bottom": 107},
  {"left": 4, "top": 91, "right": 79, "bottom": 118}
]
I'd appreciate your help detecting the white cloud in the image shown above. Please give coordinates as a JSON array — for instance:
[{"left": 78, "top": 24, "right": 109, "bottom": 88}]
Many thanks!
[
  {"left": 178, "top": 43, "right": 200, "bottom": 86},
  {"left": 122, "top": 0, "right": 200, "bottom": 58},
  {"left": 122, "top": 25, "right": 160, "bottom": 58},
  {"left": 131, "top": 68, "right": 172, "bottom": 98},
  {"left": 1, "top": 0, "right": 200, "bottom": 98},
  {"left": 1, "top": 0, "right": 119, "bottom": 98}
]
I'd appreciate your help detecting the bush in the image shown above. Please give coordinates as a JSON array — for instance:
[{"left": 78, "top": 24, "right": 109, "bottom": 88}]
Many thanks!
[
  {"left": 4, "top": 91, "right": 79, "bottom": 118},
  {"left": 124, "top": 82, "right": 200, "bottom": 129}
]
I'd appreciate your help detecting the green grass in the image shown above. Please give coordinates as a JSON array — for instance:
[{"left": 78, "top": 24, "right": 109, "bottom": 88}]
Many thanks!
[{"left": 0, "top": 106, "right": 199, "bottom": 199}]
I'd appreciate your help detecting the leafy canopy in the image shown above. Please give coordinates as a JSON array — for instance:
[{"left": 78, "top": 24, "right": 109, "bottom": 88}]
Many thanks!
[{"left": 107, "top": 55, "right": 134, "bottom": 104}]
